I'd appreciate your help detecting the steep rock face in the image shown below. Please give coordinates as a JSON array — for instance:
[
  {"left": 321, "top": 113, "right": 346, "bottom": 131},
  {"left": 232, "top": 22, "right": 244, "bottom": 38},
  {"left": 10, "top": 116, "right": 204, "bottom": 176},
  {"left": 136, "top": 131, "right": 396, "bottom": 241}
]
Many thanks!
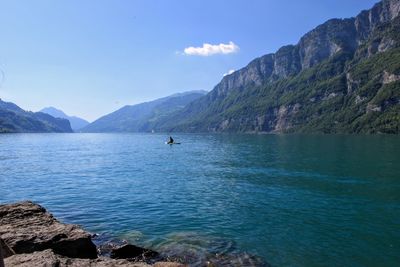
[
  {"left": 190, "top": 0, "right": 398, "bottom": 108},
  {"left": 0, "top": 201, "right": 97, "bottom": 259},
  {"left": 355, "top": 0, "right": 400, "bottom": 41},
  {"left": 272, "top": 45, "right": 301, "bottom": 79},
  {"left": 216, "top": 0, "right": 399, "bottom": 96},
  {"left": 298, "top": 18, "right": 358, "bottom": 69},
  {"left": 213, "top": 54, "right": 275, "bottom": 98},
  {"left": 220, "top": 0, "right": 400, "bottom": 95},
  {"left": 159, "top": 0, "right": 400, "bottom": 134}
]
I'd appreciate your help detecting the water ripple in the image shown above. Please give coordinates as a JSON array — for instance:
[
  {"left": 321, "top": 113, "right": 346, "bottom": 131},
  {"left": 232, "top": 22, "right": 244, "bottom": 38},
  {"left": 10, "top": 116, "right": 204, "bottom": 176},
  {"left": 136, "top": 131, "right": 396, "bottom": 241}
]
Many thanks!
[{"left": 1, "top": 133, "right": 400, "bottom": 266}]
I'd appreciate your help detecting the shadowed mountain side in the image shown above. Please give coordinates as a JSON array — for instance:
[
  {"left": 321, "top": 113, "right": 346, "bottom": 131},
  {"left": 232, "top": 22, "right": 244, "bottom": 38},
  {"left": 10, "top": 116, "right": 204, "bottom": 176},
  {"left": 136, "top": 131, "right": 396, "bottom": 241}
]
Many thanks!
[
  {"left": 0, "top": 99, "right": 73, "bottom": 133},
  {"left": 40, "top": 107, "right": 89, "bottom": 131},
  {"left": 81, "top": 90, "right": 207, "bottom": 132}
]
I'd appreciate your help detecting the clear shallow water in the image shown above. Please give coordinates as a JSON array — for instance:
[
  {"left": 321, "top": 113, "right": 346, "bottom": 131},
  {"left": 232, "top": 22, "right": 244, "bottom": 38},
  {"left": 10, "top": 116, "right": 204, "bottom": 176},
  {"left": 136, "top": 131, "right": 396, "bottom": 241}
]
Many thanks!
[{"left": 0, "top": 133, "right": 399, "bottom": 266}]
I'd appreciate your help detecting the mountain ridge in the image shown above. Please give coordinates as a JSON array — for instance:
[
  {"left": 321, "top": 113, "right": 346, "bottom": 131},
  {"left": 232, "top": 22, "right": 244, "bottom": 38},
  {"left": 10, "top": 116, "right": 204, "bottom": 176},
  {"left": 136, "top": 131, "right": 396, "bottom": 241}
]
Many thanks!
[
  {"left": 0, "top": 99, "right": 73, "bottom": 133},
  {"left": 40, "top": 107, "right": 89, "bottom": 131},
  {"left": 81, "top": 90, "right": 207, "bottom": 132},
  {"left": 155, "top": 0, "right": 400, "bottom": 134}
]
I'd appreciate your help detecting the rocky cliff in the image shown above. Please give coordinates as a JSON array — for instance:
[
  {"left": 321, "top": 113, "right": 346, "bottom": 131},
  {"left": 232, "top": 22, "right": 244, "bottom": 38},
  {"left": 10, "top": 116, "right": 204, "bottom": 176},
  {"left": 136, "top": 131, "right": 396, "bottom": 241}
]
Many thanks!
[
  {"left": 159, "top": 0, "right": 400, "bottom": 134},
  {"left": 214, "top": 0, "right": 399, "bottom": 97}
]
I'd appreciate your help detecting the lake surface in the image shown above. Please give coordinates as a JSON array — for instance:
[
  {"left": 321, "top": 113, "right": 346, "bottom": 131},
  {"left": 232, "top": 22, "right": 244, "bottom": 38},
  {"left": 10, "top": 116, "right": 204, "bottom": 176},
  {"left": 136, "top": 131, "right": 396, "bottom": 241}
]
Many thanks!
[{"left": 0, "top": 133, "right": 399, "bottom": 266}]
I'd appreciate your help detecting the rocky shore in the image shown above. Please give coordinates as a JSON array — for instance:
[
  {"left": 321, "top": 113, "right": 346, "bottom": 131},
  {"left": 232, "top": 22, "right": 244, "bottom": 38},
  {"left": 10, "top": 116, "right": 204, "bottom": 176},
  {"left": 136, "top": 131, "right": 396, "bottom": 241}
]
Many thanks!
[{"left": 0, "top": 201, "right": 185, "bottom": 267}]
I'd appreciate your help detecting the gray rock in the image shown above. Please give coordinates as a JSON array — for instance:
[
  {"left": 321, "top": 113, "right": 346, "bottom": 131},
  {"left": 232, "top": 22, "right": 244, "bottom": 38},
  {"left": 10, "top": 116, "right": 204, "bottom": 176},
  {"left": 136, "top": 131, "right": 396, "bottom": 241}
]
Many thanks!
[
  {"left": 153, "top": 263, "right": 186, "bottom": 267},
  {"left": 4, "top": 249, "right": 153, "bottom": 267},
  {"left": 0, "top": 201, "right": 97, "bottom": 259}
]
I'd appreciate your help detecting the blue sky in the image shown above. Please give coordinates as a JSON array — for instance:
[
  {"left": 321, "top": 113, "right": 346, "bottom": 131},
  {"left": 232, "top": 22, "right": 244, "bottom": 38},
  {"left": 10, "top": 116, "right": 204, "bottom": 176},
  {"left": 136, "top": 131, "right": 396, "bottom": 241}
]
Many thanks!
[{"left": 0, "top": 0, "right": 378, "bottom": 121}]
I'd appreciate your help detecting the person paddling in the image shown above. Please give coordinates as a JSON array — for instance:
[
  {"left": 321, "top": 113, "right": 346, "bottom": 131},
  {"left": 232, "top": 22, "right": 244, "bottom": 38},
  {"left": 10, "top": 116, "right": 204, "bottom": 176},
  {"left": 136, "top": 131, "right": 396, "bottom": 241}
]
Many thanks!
[{"left": 167, "top": 136, "right": 174, "bottom": 144}]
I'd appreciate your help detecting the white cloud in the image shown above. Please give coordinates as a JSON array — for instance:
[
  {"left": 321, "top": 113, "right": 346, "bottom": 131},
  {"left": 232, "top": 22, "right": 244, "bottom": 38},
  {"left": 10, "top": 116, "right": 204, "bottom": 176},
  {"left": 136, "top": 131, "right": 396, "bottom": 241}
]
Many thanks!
[
  {"left": 223, "top": 69, "right": 235, "bottom": 77},
  {"left": 183, "top": 41, "right": 239, "bottom": 56}
]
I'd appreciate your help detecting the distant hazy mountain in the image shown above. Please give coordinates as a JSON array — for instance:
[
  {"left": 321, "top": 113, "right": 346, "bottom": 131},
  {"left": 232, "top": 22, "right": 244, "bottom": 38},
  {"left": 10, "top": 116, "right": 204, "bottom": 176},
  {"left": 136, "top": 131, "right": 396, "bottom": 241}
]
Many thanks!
[
  {"left": 81, "top": 90, "right": 207, "bottom": 132},
  {"left": 157, "top": 0, "right": 400, "bottom": 134},
  {"left": 0, "top": 99, "right": 73, "bottom": 133},
  {"left": 40, "top": 107, "right": 89, "bottom": 131}
]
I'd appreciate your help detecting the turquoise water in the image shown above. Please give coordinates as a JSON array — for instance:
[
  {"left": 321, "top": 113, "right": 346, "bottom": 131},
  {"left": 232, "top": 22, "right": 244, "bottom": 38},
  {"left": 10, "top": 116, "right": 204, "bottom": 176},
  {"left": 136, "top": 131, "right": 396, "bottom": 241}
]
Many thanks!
[{"left": 0, "top": 133, "right": 399, "bottom": 266}]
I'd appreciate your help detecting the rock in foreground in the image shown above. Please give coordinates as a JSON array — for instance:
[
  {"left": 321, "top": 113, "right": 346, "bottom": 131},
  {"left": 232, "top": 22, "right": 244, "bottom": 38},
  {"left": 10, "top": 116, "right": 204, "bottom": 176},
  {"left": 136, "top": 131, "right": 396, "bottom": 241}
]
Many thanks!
[
  {"left": 0, "top": 201, "right": 186, "bottom": 267},
  {"left": 0, "top": 201, "right": 97, "bottom": 259},
  {"left": 4, "top": 249, "right": 184, "bottom": 267}
]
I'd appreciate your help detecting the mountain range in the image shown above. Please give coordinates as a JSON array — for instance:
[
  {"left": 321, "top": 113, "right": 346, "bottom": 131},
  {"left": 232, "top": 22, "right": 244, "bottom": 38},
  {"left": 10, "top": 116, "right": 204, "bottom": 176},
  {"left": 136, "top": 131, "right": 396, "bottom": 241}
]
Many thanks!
[
  {"left": 1, "top": 0, "right": 399, "bottom": 134},
  {"left": 81, "top": 0, "right": 400, "bottom": 134},
  {"left": 149, "top": 0, "right": 399, "bottom": 134},
  {"left": 0, "top": 99, "right": 72, "bottom": 133},
  {"left": 81, "top": 90, "right": 206, "bottom": 132},
  {"left": 40, "top": 107, "right": 89, "bottom": 131}
]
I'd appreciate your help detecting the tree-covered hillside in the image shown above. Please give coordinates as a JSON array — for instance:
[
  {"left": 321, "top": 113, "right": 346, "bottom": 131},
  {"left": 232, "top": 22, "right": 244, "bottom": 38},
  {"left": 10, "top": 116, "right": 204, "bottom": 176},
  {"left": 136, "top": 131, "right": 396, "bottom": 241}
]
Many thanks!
[
  {"left": 82, "top": 91, "right": 206, "bottom": 132},
  {"left": 156, "top": 0, "right": 400, "bottom": 134},
  {"left": 0, "top": 99, "right": 73, "bottom": 133}
]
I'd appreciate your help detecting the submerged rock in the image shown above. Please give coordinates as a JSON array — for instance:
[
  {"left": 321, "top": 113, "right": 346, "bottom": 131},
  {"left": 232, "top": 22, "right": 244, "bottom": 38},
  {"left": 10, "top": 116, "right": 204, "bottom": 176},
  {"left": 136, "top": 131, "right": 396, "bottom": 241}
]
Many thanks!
[
  {"left": 152, "top": 231, "right": 268, "bottom": 267},
  {"left": 96, "top": 237, "right": 129, "bottom": 257},
  {"left": 95, "top": 234, "right": 159, "bottom": 262},
  {"left": 110, "top": 244, "right": 159, "bottom": 261},
  {"left": 0, "top": 201, "right": 97, "bottom": 259}
]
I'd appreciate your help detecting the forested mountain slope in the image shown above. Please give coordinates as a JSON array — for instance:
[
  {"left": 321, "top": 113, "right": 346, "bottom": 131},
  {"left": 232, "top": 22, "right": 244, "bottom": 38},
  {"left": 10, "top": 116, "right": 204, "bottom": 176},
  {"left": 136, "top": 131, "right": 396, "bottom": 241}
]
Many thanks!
[{"left": 159, "top": 0, "right": 400, "bottom": 134}]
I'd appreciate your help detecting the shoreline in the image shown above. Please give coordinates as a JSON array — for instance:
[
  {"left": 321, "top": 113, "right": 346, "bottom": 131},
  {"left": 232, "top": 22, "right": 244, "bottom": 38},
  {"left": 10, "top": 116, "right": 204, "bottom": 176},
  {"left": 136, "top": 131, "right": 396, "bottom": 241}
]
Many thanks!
[
  {"left": 0, "top": 201, "right": 185, "bottom": 267},
  {"left": 0, "top": 201, "right": 269, "bottom": 267}
]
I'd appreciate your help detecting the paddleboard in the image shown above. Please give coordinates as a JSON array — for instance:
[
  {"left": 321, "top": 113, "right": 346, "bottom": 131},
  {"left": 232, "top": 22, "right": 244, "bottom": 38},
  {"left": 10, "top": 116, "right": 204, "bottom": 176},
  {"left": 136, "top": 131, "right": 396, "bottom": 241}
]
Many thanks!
[{"left": 165, "top": 142, "right": 181, "bottom": 145}]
